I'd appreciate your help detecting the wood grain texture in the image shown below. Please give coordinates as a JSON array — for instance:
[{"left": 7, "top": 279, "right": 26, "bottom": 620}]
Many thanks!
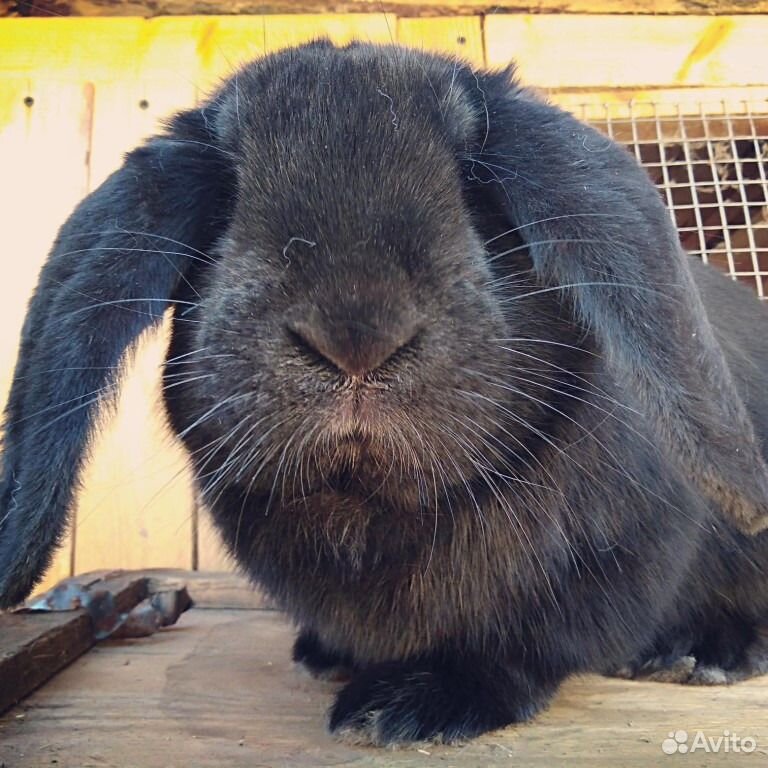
[
  {"left": 485, "top": 15, "right": 768, "bottom": 88},
  {"left": 0, "top": 612, "right": 93, "bottom": 716},
  {"left": 73, "top": 323, "right": 196, "bottom": 575},
  {"left": 5, "top": 0, "right": 768, "bottom": 19},
  {"left": 397, "top": 16, "right": 484, "bottom": 66},
  {"left": 0, "top": 574, "right": 149, "bottom": 715},
  {"left": 190, "top": 14, "right": 398, "bottom": 95},
  {"left": 197, "top": 506, "right": 237, "bottom": 573},
  {"left": 0, "top": 604, "right": 766, "bottom": 766}
]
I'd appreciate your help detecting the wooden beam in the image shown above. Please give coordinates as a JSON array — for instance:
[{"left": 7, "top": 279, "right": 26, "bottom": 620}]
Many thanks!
[
  {"left": 485, "top": 15, "right": 768, "bottom": 88},
  {"left": 397, "top": 15, "right": 485, "bottom": 66},
  {"left": 0, "top": 574, "right": 149, "bottom": 715},
  {"left": 0, "top": 571, "right": 204, "bottom": 715},
  {"left": 4, "top": 0, "right": 768, "bottom": 19}
]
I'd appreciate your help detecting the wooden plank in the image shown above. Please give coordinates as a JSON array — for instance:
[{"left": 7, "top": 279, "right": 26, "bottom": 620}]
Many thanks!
[
  {"left": 397, "top": 15, "right": 485, "bottom": 66},
  {"left": 0, "top": 612, "right": 93, "bottom": 716},
  {"left": 0, "top": 569, "right": 265, "bottom": 716},
  {"left": 189, "top": 13, "right": 397, "bottom": 94},
  {"left": 3, "top": 15, "right": 768, "bottom": 91},
  {"left": 4, "top": 15, "right": 768, "bottom": 91},
  {"left": 0, "top": 15, "right": 397, "bottom": 98},
  {"left": 73, "top": 322, "right": 197, "bottom": 575},
  {"left": 0, "top": 18, "right": 147, "bottom": 78},
  {"left": 144, "top": 568, "right": 270, "bottom": 609},
  {"left": 0, "top": 574, "right": 149, "bottom": 715},
  {"left": 1, "top": 605, "right": 767, "bottom": 766},
  {"left": 0, "top": 15, "right": 395, "bottom": 76},
  {"left": 485, "top": 15, "right": 768, "bottom": 88},
  {"left": 197, "top": 505, "right": 238, "bottom": 574},
  {"left": 6, "top": 0, "right": 768, "bottom": 19},
  {"left": 0, "top": 77, "right": 94, "bottom": 594},
  {"left": 87, "top": 76, "right": 196, "bottom": 190},
  {"left": 27, "top": 568, "right": 270, "bottom": 609}
]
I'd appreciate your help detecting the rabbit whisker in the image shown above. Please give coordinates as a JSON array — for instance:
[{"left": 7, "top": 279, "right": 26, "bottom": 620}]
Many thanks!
[
  {"left": 165, "top": 353, "right": 237, "bottom": 368},
  {"left": 20, "top": 390, "right": 111, "bottom": 443},
  {"left": 231, "top": 431, "right": 292, "bottom": 551},
  {"left": 443, "top": 415, "right": 562, "bottom": 611},
  {"left": 292, "top": 419, "right": 326, "bottom": 503},
  {"left": 162, "top": 374, "right": 213, "bottom": 391},
  {"left": 490, "top": 345, "right": 621, "bottom": 408},
  {"left": 198, "top": 417, "right": 269, "bottom": 501},
  {"left": 495, "top": 280, "right": 675, "bottom": 303},
  {"left": 491, "top": 337, "right": 598, "bottom": 357},
  {"left": 162, "top": 138, "right": 237, "bottom": 159},
  {"left": 494, "top": 365, "right": 635, "bottom": 415},
  {"left": 467, "top": 366, "right": 645, "bottom": 439},
  {"left": 487, "top": 238, "right": 615, "bottom": 263},
  {"left": 111, "top": 227, "right": 220, "bottom": 263},
  {"left": 52, "top": 245, "right": 216, "bottom": 267},
  {"left": 432, "top": 423, "right": 492, "bottom": 558},
  {"left": 232, "top": 417, "right": 291, "bottom": 486},
  {"left": 164, "top": 346, "right": 211, "bottom": 364},
  {"left": 177, "top": 392, "right": 252, "bottom": 440},
  {"left": 280, "top": 413, "right": 319, "bottom": 506},
  {"left": 460, "top": 388, "right": 705, "bottom": 532},
  {"left": 445, "top": 407, "right": 617, "bottom": 598},
  {"left": 482, "top": 212, "right": 642, "bottom": 246},
  {"left": 10, "top": 365, "right": 122, "bottom": 381},
  {"left": 6, "top": 385, "right": 112, "bottom": 428}
]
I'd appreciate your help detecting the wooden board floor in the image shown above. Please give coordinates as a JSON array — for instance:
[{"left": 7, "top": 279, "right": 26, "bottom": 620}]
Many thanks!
[{"left": 1, "top": 606, "right": 766, "bottom": 767}]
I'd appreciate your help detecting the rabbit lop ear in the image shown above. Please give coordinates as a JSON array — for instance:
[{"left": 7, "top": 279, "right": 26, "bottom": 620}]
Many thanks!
[
  {"left": 463, "top": 71, "right": 768, "bottom": 535},
  {"left": 0, "top": 106, "right": 235, "bottom": 607}
]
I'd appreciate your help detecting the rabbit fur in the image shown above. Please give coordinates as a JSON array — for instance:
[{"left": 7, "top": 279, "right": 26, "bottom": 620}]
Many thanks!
[{"left": 1, "top": 42, "right": 767, "bottom": 745}]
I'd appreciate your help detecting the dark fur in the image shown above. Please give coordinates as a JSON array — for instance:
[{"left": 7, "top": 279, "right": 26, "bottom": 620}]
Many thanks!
[{"left": 1, "top": 42, "right": 767, "bottom": 745}]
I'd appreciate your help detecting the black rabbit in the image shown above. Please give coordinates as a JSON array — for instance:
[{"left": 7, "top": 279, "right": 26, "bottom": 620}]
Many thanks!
[{"left": 1, "top": 41, "right": 767, "bottom": 745}]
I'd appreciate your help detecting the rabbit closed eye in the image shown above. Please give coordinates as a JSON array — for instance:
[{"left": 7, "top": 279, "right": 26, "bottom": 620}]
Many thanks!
[{"left": 1, "top": 41, "right": 767, "bottom": 746}]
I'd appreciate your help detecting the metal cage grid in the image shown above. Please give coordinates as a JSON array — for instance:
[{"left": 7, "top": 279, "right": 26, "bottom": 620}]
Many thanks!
[{"left": 574, "top": 98, "right": 768, "bottom": 299}]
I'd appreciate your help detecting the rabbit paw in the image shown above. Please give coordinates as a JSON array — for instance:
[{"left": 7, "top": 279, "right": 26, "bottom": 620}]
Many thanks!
[
  {"left": 328, "top": 660, "right": 546, "bottom": 746},
  {"left": 610, "top": 624, "right": 768, "bottom": 686}
]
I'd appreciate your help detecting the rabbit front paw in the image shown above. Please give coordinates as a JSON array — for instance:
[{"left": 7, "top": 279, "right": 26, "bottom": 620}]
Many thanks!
[{"left": 328, "top": 657, "right": 553, "bottom": 746}]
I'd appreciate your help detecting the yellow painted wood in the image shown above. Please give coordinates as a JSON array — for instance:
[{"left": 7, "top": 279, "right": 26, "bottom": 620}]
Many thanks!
[
  {"left": 197, "top": 505, "right": 236, "bottom": 572},
  {"left": 397, "top": 16, "right": 485, "bottom": 66},
  {"left": 0, "top": 77, "right": 94, "bottom": 591},
  {"left": 0, "top": 19, "right": 147, "bottom": 79},
  {"left": 485, "top": 15, "right": 768, "bottom": 88},
  {"left": 13, "top": 0, "right": 768, "bottom": 16},
  {"left": 88, "top": 76, "right": 197, "bottom": 190},
  {"left": 73, "top": 320, "right": 196, "bottom": 574},
  {"left": 192, "top": 13, "right": 397, "bottom": 94},
  {"left": 0, "top": 15, "right": 396, "bottom": 96}
]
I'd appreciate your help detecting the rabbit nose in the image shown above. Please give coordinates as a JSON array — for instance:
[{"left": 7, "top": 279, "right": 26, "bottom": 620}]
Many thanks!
[{"left": 287, "top": 313, "right": 422, "bottom": 377}]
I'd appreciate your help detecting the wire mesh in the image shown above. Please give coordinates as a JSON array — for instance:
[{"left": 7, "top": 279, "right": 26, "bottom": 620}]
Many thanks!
[{"left": 574, "top": 99, "right": 768, "bottom": 299}]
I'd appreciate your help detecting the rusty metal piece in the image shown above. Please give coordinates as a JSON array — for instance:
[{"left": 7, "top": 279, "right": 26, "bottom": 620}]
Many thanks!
[
  {"left": 151, "top": 586, "right": 194, "bottom": 626},
  {"left": 110, "top": 599, "right": 164, "bottom": 638},
  {"left": 1, "top": 571, "right": 196, "bottom": 715},
  {"left": 19, "top": 573, "right": 192, "bottom": 641},
  {"left": 110, "top": 589, "right": 193, "bottom": 638}
]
